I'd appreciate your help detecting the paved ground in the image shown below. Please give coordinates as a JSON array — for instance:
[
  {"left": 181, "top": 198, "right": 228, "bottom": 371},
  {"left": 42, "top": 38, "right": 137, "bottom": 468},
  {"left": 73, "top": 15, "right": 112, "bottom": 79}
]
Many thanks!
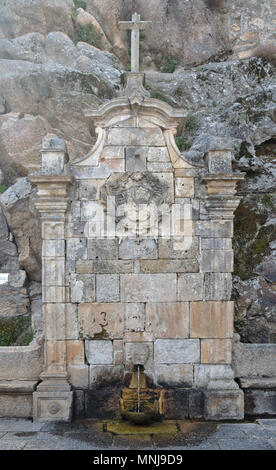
[{"left": 0, "top": 418, "right": 275, "bottom": 450}]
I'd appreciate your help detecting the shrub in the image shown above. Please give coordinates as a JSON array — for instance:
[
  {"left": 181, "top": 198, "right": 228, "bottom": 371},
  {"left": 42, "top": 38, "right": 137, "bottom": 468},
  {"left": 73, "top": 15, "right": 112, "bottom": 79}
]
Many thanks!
[
  {"left": 252, "top": 42, "right": 276, "bottom": 67},
  {"left": 0, "top": 184, "right": 7, "bottom": 193},
  {"left": 175, "top": 135, "right": 191, "bottom": 151},
  {"left": 160, "top": 56, "right": 180, "bottom": 73},
  {"left": 74, "top": 23, "right": 102, "bottom": 48},
  {"left": 73, "top": 0, "right": 86, "bottom": 9}
]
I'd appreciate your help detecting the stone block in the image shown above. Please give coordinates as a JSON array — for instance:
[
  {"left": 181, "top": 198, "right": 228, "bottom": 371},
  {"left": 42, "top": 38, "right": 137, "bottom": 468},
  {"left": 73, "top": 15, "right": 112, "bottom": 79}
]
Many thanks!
[
  {"left": 204, "top": 390, "right": 244, "bottom": 421},
  {"left": 113, "top": 340, "right": 124, "bottom": 365},
  {"left": 0, "top": 393, "right": 33, "bottom": 418},
  {"left": 175, "top": 177, "right": 194, "bottom": 197},
  {"left": 125, "top": 146, "right": 147, "bottom": 171},
  {"left": 194, "top": 220, "right": 233, "bottom": 238},
  {"left": 157, "top": 364, "right": 193, "bottom": 387},
  {"left": 244, "top": 390, "right": 276, "bottom": 416},
  {"left": 201, "top": 339, "right": 232, "bottom": 364},
  {"left": 101, "top": 146, "right": 124, "bottom": 159},
  {"left": 152, "top": 173, "right": 174, "bottom": 202},
  {"left": 120, "top": 274, "right": 177, "bottom": 302},
  {"left": 162, "top": 389, "right": 189, "bottom": 419},
  {"left": 194, "top": 364, "right": 234, "bottom": 388},
  {"left": 178, "top": 273, "right": 204, "bottom": 301},
  {"left": 85, "top": 340, "right": 113, "bottom": 365},
  {"left": 42, "top": 240, "right": 65, "bottom": 257},
  {"left": 66, "top": 238, "right": 87, "bottom": 260},
  {"left": 66, "top": 340, "right": 85, "bottom": 364},
  {"left": 154, "top": 339, "right": 200, "bottom": 364},
  {"left": 85, "top": 389, "right": 121, "bottom": 419},
  {"left": 43, "top": 286, "right": 70, "bottom": 303},
  {"left": 89, "top": 365, "right": 124, "bottom": 389},
  {"left": 76, "top": 259, "right": 133, "bottom": 274},
  {"left": 73, "top": 390, "right": 85, "bottom": 420},
  {"left": 232, "top": 342, "right": 276, "bottom": 378},
  {"left": 204, "top": 273, "right": 232, "bottom": 300},
  {"left": 119, "top": 238, "right": 157, "bottom": 259},
  {"left": 207, "top": 150, "right": 232, "bottom": 174},
  {"left": 0, "top": 343, "right": 43, "bottom": 381},
  {"left": 87, "top": 238, "right": 118, "bottom": 259},
  {"left": 68, "top": 364, "right": 89, "bottom": 389},
  {"left": 42, "top": 221, "right": 65, "bottom": 240},
  {"left": 188, "top": 390, "right": 205, "bottom": 419},
  {"left": 201, "top": 250, "right": 233, "bottom": 273},
  {"left": 33, "top": 391, "right": 73, "bottom": 422},
  {"left": 43, "top": 258, "right": 65, "bottom": 286},
  {"left": 158, "top": 237, "right": 198, "bottom": 259},
  {"left": 147, "top": 162, "right": 173, "bottom": 172},
  {"left": 124, "top": 332, "right": 154, "bottom": 342},
  {"left": 78, "top": 180, "right": 100, "bottom": 200},
  {"left": 140, "top": 258, "right": 199, "bottom": 273},
  {"left": 43, "top": 303, "right": 78, "bottom": 341},
  {"left": 145, "top": 302, "right": 189, "bottom": 338},
  {"left": 125, "top": 303, "right": 145, "bottom": 332},
  {"left": 147, "top": 147, "right": 170, "bottom": 162},
  {"left": 107, "top": 128, "right": 165, "bottom": 146},
  {"left": 71, "top": 274, "right": 95, "bottom": 303},
  {"left": 190, "top": 301, "right": 234, "bottom": 338},
  {"left": 96, "top": 274, "right": 120, "bottom": 302},
  {"left": 201, "top": 238, "right": 232, "bottom": 250},
  {"left": 78, "top": 303, "right": 124, "bottom": 339}
]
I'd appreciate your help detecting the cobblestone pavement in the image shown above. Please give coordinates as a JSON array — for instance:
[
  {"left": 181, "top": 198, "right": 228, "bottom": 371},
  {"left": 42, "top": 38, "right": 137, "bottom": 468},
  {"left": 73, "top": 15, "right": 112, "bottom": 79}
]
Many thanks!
[{"left": 0, "top": 418, "right": 275, "bottom": 450}]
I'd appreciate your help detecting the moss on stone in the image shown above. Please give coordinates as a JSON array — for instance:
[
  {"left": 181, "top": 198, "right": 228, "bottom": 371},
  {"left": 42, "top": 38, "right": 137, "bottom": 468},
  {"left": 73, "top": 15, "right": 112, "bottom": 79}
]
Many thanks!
[{"left": 0, "top": 314, "right": 33, "bottom": 346}]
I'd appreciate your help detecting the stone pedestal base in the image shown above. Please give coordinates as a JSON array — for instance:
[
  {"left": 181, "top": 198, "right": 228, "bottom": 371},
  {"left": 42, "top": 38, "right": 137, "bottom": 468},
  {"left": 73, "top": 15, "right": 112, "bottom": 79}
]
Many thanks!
[
  {"left": 33, "top": 391, "right": 73, "bottom": 422},
  {"left": 204, "top": 389, "right": 244, "bottom": 421}
]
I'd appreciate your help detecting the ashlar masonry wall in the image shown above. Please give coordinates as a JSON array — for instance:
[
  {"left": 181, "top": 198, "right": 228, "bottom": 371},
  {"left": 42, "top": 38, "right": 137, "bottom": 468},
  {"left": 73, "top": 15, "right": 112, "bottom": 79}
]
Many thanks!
[{"left": 30, "top": 73, "right": 245, "bottom": 421}]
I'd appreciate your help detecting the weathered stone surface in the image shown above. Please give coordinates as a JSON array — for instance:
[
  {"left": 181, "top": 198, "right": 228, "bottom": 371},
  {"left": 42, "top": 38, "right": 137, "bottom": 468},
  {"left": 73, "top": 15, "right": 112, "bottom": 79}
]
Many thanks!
[
  {"left": 157, "top": 364, "right": 193, "bottom": 387},
  {"left": 125, "top": 147, "right": 147, "bottom": 171},
  {"left": 96, "top": 274, "right": 120, "bottom": 302},
  {"left": 201, "top": 250, "right": 233, "bottom": 273},
  {"left": 68, "top": 364, "right": 89, "bottom": 390},
  {"left": 140, "top": 259, "right": 198, "bottom": 273},
  {"left": 175, "top": 177, "right": 194, "bottom": 198},
  {"left": 178, "top": 273, "right": 204, "bottom": 301},
  {"left": 207, "top": 150, "right": 232, "bottom": 174},
  {"left": 119, "top": 238, "right": 157, "bottom": 259},
  {"left": 194, "top": 364, "right": 234, "bottom": 388},
  {"left": 85, "top": 340, "right": 113, "bottom": 365},
  {"left": 190, "top": 301, "right": 234, "bottom": 338},
  {"left": 204, "top": 273, "right": 232, "bottom": 300},
  {"left": 0, "top": 341, "right": 43, "bottom": 380},
  {"left": 85, "top": 389, "right": 121, "bottom": 419},
  {"left": 0, "top": 393, "right": 33, "bottom": 418},
  {"left": 158, "top": 237, "right": 198, "bottom": 260},
  {"left": 43, "top": 303, "right": 78, "bottom": 341},
  {"left": 194, "top": 220, "right": 233, "bottom": 238},
  {"left": 201, "top": 339, "right": 232, "bottom": 364},
  {"left": 204, "top": 390, "right": 244, "bottom": 421},
  {"left": 87, "top": 238, "right": 118, "bottom": 260},
  {"left": 71, "top": 274, "right": 95, "bottom": 303},
  {"left": 146, "top": 302, "right": 189, "bottom": 338},
  {"left": 76, "top": 259, "right": 133, "bottom": 274},
  {"left": 66, "top": 238, "right": 87, "bottom": 260},
  {"left": 154, "top": 339, "right": 200, "bottom": 364},
  {"left": 78, "top": 303, "right": 124, "bottom": 339},
  {"left": 125, "top": 303, "right": 145, "bottom": 332},
  {"left": 232, "top": 340, "right": 276, "bottom": 378},
  {"left": 244, "top": 390, "right": 276, "bottom": 416},
  {"left": 120, "top": 274, "right": 177, "bottom": 302},
  {"left": 147, "top": 147, "right": 170, "bottom": 162},
  {"left": 89, "top": 365, "right": 124, "bottom": 389},
  {"left": 125, "top": 342, "right": 153, "bottom": 368},
  {"left": 107, "top": 128, "right": 165, "bottom": 146},
  {"left": 66, "top": 340, "right": 85, "bottom": 365}
]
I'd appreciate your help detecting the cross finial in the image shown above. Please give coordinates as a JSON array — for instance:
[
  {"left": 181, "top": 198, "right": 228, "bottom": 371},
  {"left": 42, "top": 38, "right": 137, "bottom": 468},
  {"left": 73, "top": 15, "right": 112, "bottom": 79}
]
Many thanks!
[{"left": 119, "top": 12, "right": 151, "bottom": 73}]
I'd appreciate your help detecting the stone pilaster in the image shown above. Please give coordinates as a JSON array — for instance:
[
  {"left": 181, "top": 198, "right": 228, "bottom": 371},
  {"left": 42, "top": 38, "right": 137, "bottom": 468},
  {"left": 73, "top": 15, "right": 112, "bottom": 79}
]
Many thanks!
[{"left": 30, "top": 135, "right": 73, "bottom": 422}]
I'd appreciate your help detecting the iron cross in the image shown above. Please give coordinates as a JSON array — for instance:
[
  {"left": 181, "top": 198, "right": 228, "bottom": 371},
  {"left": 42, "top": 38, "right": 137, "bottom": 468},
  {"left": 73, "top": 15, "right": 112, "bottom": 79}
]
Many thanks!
[{"left": 119, "top": 12, "right": 151, "bottom": 73}]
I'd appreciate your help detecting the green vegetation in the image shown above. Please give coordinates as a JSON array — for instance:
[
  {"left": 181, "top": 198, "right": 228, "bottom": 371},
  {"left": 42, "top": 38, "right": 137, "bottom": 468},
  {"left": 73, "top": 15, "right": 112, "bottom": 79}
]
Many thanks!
[
  {"left": 0, "top": 184, "right": 7, "bottom": 193},
  {"left": 159, "top": 56, "right": 180, "bottom": 73},
  {"left": 175, "top": 135, "right": 192, "bottom": 151},
  {"left": 0, "top": 315, "right": 33, "bottom": 346},
  {"left": 73, "top": 23, "right": 102, "bottom": 48},
  {"left": 144, "top": 84, "right": 175, "bottom": 106},
  {"left": 212, "top": 100, "right": 217, "bottom": 107},
  {"left": 175, "top": 112, "right": 198, "bottom": 152}
]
